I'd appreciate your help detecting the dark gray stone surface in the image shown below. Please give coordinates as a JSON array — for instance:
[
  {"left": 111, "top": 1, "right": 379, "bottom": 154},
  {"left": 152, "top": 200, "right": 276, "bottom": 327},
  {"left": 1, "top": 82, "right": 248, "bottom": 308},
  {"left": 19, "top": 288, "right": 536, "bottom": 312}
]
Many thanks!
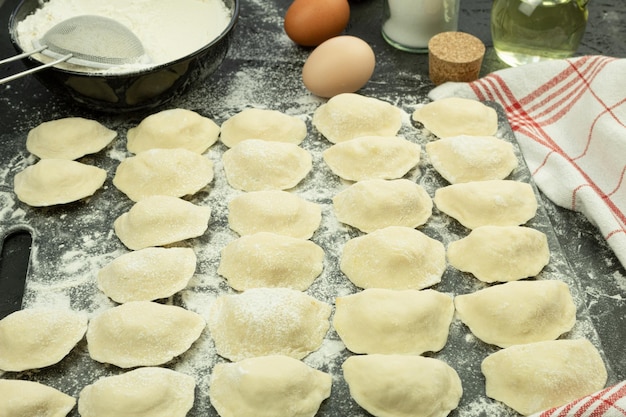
[{"left": 0, "top": 0, "right": 625, "bottom": 415}]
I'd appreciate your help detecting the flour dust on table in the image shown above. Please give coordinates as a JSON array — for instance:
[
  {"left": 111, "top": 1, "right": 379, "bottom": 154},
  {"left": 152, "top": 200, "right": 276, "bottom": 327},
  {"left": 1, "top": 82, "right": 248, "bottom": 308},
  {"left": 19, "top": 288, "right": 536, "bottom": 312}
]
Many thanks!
[{"left": 0, "top": 89, "right": 617, "bottom": 417}]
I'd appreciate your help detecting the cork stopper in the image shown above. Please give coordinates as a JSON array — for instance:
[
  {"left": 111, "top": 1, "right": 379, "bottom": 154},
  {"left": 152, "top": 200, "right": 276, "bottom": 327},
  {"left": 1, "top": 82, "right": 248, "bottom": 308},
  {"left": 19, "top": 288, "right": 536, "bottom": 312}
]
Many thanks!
[{"left": 428, "top": 31, "right": 486, "bottom": 85}]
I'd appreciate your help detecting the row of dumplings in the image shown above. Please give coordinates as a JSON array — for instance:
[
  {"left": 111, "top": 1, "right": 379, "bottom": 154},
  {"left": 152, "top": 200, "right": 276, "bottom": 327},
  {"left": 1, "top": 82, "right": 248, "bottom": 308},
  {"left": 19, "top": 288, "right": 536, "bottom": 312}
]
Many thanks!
[
  {"left": 207, "top": 109, "right": 334, "bottom": 417},
  {"left": 211, "top": 96, "right": 463, "bottom": 417},
  {"left": 109, "top": 106, "right": 334, "bottom": 417},
  {"left": 103, "top": 108, "right": 327, "bottom": 415},
  {"left": 0, "top": 292, "right": 329, "bottom": 417},
  {"left": 309, "top": 95, "right": 582, "bottom": 416},
  {"left": 0, "top": 305, "right": 196, "bottom": 416},
  {"left": 12, "top": 117, "right": 115, "bottom": 207},
  {"left": 11, "top": 110, "right": 215, "bottom": 207},
  {"left": 0, "top": 281, "right": 603, "bottom": 415},
  {"left": 412, "top": 98, "right": 608, "bottom": 415}
]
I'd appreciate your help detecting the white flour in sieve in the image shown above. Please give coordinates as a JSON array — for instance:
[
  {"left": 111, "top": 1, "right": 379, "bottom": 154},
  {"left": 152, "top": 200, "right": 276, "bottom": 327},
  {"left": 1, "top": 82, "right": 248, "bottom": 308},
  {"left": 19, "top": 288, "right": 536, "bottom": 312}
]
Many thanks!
[{"left": 15, "top": 0, "right": 232, "bottom": 73}]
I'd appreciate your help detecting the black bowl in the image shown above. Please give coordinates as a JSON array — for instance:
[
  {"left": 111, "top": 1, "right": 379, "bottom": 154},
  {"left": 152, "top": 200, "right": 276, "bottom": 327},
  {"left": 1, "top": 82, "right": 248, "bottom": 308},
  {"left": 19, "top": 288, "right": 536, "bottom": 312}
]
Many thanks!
[{"left": 8, "top": 0, "right": 239, "bottom": 113}]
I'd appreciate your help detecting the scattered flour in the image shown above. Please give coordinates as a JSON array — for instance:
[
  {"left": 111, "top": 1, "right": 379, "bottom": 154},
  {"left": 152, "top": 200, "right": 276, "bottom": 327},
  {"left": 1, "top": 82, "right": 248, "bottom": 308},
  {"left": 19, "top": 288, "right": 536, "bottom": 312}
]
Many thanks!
[{"left": 0, "top": 90, "right": 617, "bottom": 417}]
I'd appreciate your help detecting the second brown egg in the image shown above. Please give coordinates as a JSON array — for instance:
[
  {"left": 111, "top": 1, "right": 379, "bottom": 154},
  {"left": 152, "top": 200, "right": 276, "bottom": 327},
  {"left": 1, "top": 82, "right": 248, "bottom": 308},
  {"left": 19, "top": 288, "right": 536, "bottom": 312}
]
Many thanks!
[{"left": 284, "top": 0, "right": 350, "bottom": 47}]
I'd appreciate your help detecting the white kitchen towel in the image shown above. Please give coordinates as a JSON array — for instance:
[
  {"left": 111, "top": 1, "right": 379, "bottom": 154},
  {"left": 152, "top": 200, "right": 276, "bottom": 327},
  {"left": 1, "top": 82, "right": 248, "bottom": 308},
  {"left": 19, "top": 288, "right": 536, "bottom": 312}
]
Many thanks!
[{"left": 429, "top": 55, "right": 626, "bottom": 270}]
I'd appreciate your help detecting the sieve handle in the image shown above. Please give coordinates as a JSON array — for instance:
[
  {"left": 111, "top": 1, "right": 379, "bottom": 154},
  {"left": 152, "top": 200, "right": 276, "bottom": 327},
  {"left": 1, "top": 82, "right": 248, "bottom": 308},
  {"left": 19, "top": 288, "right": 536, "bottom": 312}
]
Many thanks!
[
  {"left": 0, "top": 50, "right": 73, "bottom": 85},
  {"left": 0, "top": 45, "right": 47, "bottom": 65}
]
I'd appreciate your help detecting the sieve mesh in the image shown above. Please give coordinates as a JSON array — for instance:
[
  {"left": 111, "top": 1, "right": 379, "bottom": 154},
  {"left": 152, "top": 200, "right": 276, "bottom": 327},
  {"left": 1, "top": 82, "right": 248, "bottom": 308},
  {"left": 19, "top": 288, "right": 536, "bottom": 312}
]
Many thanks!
[{"left": 37, "top": 15, "right": 145, "bottom": 67}]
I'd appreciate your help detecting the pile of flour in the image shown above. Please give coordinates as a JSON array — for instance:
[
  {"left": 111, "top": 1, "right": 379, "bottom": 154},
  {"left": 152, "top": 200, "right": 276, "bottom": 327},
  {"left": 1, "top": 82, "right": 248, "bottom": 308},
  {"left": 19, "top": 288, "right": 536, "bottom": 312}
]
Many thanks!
[{"left": 16, "top": 0, "right": 232, "bottom": 73}]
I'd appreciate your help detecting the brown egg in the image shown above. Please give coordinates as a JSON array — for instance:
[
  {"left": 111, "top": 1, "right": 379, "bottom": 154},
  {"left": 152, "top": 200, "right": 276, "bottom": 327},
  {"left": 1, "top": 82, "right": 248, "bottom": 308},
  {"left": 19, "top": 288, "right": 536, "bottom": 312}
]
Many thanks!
[
  {"left": 284, "top": 0, "right": 350, "bottom": 47},
  {"left": 302, "top": 36, "right": 376, "bottom": 98}
]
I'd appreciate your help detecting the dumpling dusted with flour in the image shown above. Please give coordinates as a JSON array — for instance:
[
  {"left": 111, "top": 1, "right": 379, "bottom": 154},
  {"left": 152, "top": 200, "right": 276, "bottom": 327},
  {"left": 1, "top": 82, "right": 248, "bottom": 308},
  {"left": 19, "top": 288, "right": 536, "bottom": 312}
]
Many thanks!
[
  {"left": 209, "top": 355, "right": 332, "bottom": 417},
  {"left": 127, "top": 108, "right": 220, "bottom": 154},
  {"left": 113, "top": 148, "right": 214, "bottom": 201},
  {"left": 447, "top": 225, "right": 550, "bottom": 282},
  {"left": 313, "top": 93, "right": 403, "bottom": 143},
  {"left": 434, "top": 180, "right": 537, "bottom": 229},
  {"left": 208, "top": 288, "right": 331, "bottom": 361},
  {"left": 412, "top": 97, "right": 498, "bottom": 138},
  {"left": 86, "top": 301, "right": 205, "bottom": 368},
  {"left": 0, "top": 380, "right": 76, "bottom": 417},
  {"left": 78, "top": 367, "right": 195, "bottom": 417},
  {"left": 220, "top": 108, "right": 307, "bottom": 147},
  {"left": 228, "top": 190, "right": 322, "bottom": 239},
  {"left": 340, "top": 226, "right": 446, "bottom": 290},
  {"left": 455, "top": 280, "right": 576, "bottom": 348},
  {"left": 218, "top": 232, "right": 324, "bottom": 291},
  {"left": 26, "top": 117, "right": 117, "bottom": 160},
  {"left": 426, "top": 135, "right": 518, "bottom": 184},
  {"left": 113, "top": 195, "right": 211, "bottom": 250},
  {"left": 334, "top": 288, "right": 454, "bottom": 355},
  {"left": 343, "top": 354, "right": 462, "bottom": 417},
  {"left": 0, "top": 308, "right": 87, "bottom": 372},
  {"left": 222, "top": 139, "right": 312, "bottom": 191},
  {"left": 97, "top": 247, "right": 197, "bottom": 303},
  {"left": 323, "top": 135, "right": 421, "bottom": 181},
  {"left": 481, "top": 339, "right": 607, "bottom": 415},
  {"left": 333, "top": 179, "right": 432, "bottom": 233},
  {"left": 14, "top": 159, "right": 106, "bottom": 207}
]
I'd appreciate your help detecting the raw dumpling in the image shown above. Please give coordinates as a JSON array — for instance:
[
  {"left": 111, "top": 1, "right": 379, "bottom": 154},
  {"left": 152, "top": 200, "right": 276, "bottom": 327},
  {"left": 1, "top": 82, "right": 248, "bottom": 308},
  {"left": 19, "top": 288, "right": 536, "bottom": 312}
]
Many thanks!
[
  {"left": 334, "top": 288, "right": 454, "bottom": 355},
  {"left": 412, "top": 97, "right": 498, "bottom": 138},
  {"left": 218, "top": 232, "right": 324, "bottom": 291},
  {"left": 208, "top": 288, "right": 331, "bottom": 361},
  {"left": 343, "top": 354, "right": 462, "bottom": 417},
  {"left": 228, "top": 190, "right": 321, "bottom": 239},
  {"left": 220, "top": 108, "right": 307, "bottom": 147},
  {"left": 26, "top": 117, "right": 117, "bottom": 160},
  {"left": 0, "top": 379, "right": 76, "bottom": 417},
  {"left": 447, "top": 225, "right": 550, "bottom": 282},
  {"left": 127, "top": 108, "right": 220, "bottom": 154},
  {"left": 312, "top": 93, "right": 403, "bottom": 143},
  {"left": 455, "top": 280, "right": 576, "bottom": 348},
  {"left": 322, "top": 135, "right": 421, "bottom": 181},
  {"left": 113, "top": 195, "right": 211, "bottom": 250},
  {"left": 209, "top": 355, "right": 332, "bottom": 417},
  {"left": 113, "top": 148, "right": 214, "bottom": 201},
  {"left": 434, "top": 180, "right": 537, "bottom": 229},
  {"left": 78, "top": 367, "right": 195, "bottom": 417},
  {"left": 0, "top": 308, "right": 87, "bottom": 372},
  {"left": 97, "top": 247, "right": 197, "bottom": 303},
  {"left": 340, "top": 226, "right": 446, "bottom": 290},
  {"left": 86, "top": 301, "right": 205, "bottom": 368},
  {"left": 425, "top": 135, "right": 518, "bottom": 183},
  {"left": 14, "top": 159, "right": 106, "bottom": 207},
  {"left": 222, "top": 139, "right": 312, "bottom": 191},
  {"left": 333, "top": 179, "right": 432, "bottom": 233},
  {"left": 481, "top": 339, "right": 607, "bottom": 415}
]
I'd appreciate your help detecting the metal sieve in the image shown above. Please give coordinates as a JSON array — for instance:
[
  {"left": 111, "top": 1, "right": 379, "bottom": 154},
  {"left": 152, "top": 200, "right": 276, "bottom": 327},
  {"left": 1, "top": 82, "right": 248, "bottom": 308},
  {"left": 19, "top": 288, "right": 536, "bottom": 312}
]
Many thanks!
[{"left": 1, "top": 15, "right": 147, "bottom": 84}]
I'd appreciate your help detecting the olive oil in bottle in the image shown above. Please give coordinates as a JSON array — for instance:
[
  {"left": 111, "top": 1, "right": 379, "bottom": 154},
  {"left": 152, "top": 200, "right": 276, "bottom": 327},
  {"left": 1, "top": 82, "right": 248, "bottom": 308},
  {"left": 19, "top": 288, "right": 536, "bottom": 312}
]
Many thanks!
[{"left": 491, "top": 0, "right": 588, "bottom": 67}]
